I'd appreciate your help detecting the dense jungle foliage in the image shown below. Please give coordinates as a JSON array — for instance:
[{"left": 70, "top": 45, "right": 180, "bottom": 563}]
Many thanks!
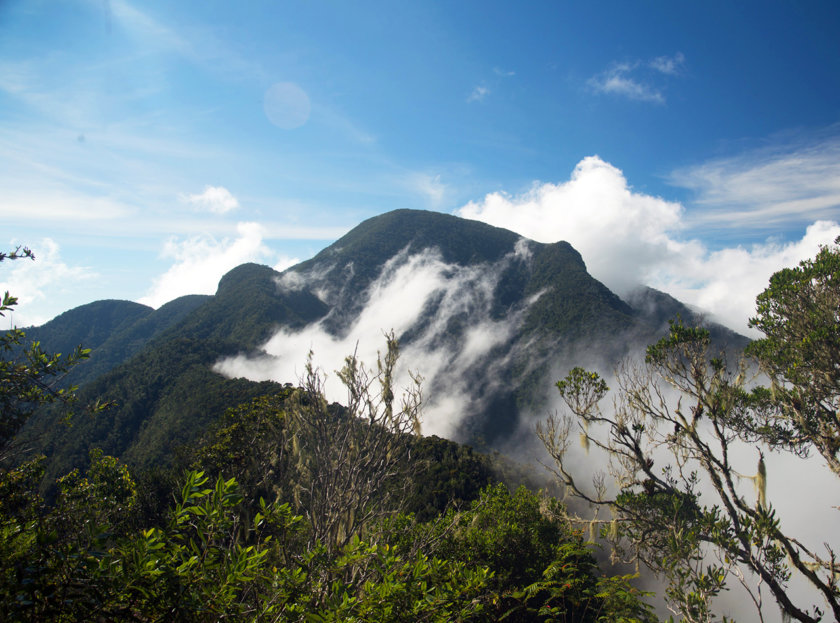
[
  {"left": 1, "top": 247, "right": 655, "bottom": 621},
  {"left": 7, "top": 225, "right": 826, "bottom": 621},
  {"left": 1, "top": 380, "right": 655, "bottom": 621}
]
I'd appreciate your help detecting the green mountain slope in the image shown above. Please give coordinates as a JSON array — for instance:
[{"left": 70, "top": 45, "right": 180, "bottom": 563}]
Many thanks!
[
  {"left": 22, "top": 263, "right": 328, "bottom": 482},
  {"left": 20, "top": 296, "right": 212, "bottom": 390},
  {"left": 299, "top": 209, "right": 520, "bottom": 272},
  {"left": 20, "top": 209, "right": 748, "bottom": 481},
  {"left": 176, "top": 263, "right": 328, "bottom": 345},
  {"left": 22, "top": 299, "right": 152, "bottom": 356},
  {"left": 626, "top": 286, "right": 748, "bottom": 346}
]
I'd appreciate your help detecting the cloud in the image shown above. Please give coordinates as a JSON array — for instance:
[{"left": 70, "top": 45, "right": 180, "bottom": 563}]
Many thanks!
[
  {"left": 0, "top": 59, "right": 40, "bottom": 96},
  {"left": 0, "top": 238, "right": 95, "bottom": 327},
  {"left": 649, "top": 52, "right": 685, "bottom": 75},
  {"left": 273, "top": 255, "right": 301, "bottom": 273},
  {"left": 670, "top": 133, "right": 840, "bottom": 228},
  {"left": 312, "top": 102, "right": 377, "bottom": 145},
  {"left": 456, "top": 156, "right": 840, "bottom": 336},
  {"left": 108, "top": 0, "right": 267, "bottom": 82},
  {"left": 215, "top": 247, "right": 532, "bottom": 438},
  {"left": 588, "top": 53, "right": 685, "bottom": 104},
  {"left": 467, "top": 85, "right": 490, "bottom": 103},
  {"left": 262, "top": 223, "right": 351, "bottom": 240},
  {"left": 661, "top": 220, "right": 840, "bottom": 335},
  {"left": 181, "top": 186, "right": 240, "bottom": 214},
  {"left": 458, "top": 156, "right": 683, "bottom": 293},
  {"left": 467, "top": 69, "right": 513, "bottom": 105},
  {"left": 139, "top": 222, "right": 274, "bottom": 308},
  {"left": 2, "top": 191, "right": 134, "bottom": 221},
  {"left": 109, "top": 0, "right": 192, "bottom": 58},
  {"left": 588, "top": 62, "right": 664, "bottom": 104}
]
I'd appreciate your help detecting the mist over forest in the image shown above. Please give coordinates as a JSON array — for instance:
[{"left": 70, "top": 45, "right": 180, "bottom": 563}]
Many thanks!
[
  {"left": 4, "top": 209, "right": 839, "bottom": 622},
  {"left": 4, "top": 2, "right": 840, "bottom": 620}
]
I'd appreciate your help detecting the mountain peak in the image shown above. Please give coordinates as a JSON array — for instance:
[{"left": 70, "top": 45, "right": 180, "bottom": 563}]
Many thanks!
[
  {"left": 301, "top": 209, "right": 524, "bottom": 270},
  {"left": 216, "top": 263, "right": 280, "bottom": 297},
  {"left": 23, "top": 208, "right": 748, "bottom": 480}
]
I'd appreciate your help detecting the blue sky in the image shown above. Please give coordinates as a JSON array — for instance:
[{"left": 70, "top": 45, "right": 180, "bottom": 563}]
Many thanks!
[{"left": 3, "top": 0, "right": 840, "bottom": 333}]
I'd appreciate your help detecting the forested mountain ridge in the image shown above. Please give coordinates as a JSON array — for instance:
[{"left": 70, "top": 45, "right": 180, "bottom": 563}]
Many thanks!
[
  {"left": 1, "top": 249, "right": 659, "bottom": 621},
  {"left": 4, "top": 210, "right": 783, "bottom": 622},
  {"left": 22, "top": 295, "right": 209, "bottom": 390},
  {"left": 245, "top": 209, "right": 746, "bottom": 441},
  {"left": 19, "top": 209, "right": 747, "bottom": 482},
  {"left": 286, "top": 209, "right": 636, "bottom": 339},
  {"left": 20, "top": 263, "right": 327, "bottom": 483}
]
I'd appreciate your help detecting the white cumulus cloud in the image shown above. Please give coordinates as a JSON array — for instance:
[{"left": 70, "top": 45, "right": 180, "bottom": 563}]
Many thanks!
[
  {"left": 458, "top": 156, "right": 683, "bottom": 294},
  {"left": 655, "top": 220, "right": 840, "bottom": 335},
  {"left": 139, "top": 222, "right": 274, "bottom": 308},
  {"left": 182, "top": 185, "right": 240, "bottom": 214},
  {"left": 457, "top": 156, "right": 840, "bottom": 336}
]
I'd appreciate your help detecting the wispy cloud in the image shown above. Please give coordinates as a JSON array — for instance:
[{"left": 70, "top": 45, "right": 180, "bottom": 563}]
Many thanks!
[
  {"left": 107, "top": 0, "right": 268, "bottom": 83},
  {"left": 0, "top": 58, "right": 41, "bottom": 96},
  {"left": 109, "top": 0, "right": 192, "bottom": 59},
  {"left": 181, "top": 186, "right": 240, "bottom": 214},
  {"left": 467, "top": 85, "right": 490, "bottom": 103},
  {"left": 649, "top": 52, "right": 685, "bottom": 76},
  {"left": 404, "top": 172, "right": 447, "bottom": 206},
  {"left": 0, "top": 0, "right": 266, "bottom": 138},
  {"left": 2, "top": 191, "right": 134, "bottom": 222},
  {"left": 588, "top": 62, "right": 664, "bottom": 103},
  {"left": 670, "top": 132, "right": 840, "bottom": 228},
  {"left": 588, "top": 53, "right": 685, "bottom": 104},
  {"left": 261, "top": 224, "right": 350, "bottom": 240},
  {"left": 468, "top": 66, "right": 515, "bottom": 104},
  {"left": 311, "top": 102, "right": 377, "bottom": 145},
  {"left": 216, "top": 246, "right": 531, "bottom": 438}
]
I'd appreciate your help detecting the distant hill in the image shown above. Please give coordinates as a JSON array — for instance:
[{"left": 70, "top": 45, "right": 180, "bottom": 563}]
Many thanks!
[
  {"left": 23, "top": 299, "right": 152, "bottom": 357},
  {"left": 22, "top": 295, "right": 209, "bottom": 389},
  {"left": 19, "top": 209, "right": 748, "bottom": 482},
  {"left": 20, "top": 263, "right": 326, "bottom": 484},
  {"left": 625, "top": 285, "right": 746, "bottom": 348}
]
